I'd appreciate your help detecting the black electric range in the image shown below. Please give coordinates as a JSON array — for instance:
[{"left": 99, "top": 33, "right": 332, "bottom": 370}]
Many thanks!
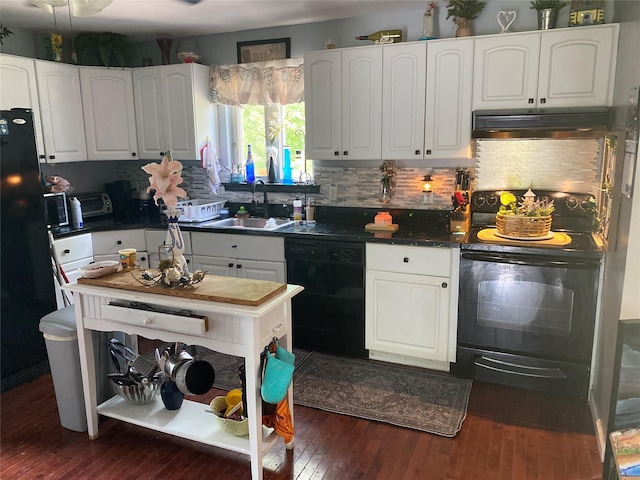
[{"left": 463, "top": 189, "right": 602, "bottom": 258}]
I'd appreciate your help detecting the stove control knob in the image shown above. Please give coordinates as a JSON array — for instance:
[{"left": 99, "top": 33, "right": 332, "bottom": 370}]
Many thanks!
[
  {"left": 566, "top": 197, "right": 578, "bottom": 210},
  {"left": 474, "top": 193, "right": 485, "bottom": 206},
  {"left": 486, "top": 194, "right": 498, "bottom": 206}
]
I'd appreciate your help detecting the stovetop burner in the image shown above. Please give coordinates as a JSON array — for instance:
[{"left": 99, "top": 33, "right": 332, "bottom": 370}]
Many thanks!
[{"left": 464, "top": 189, "right": 601, "bottom": 257}]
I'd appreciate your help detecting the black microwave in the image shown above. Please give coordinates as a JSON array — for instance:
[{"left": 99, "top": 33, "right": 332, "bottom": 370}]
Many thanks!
[{"left": 43, "top": 192, "right": 69, "bottom": 228}]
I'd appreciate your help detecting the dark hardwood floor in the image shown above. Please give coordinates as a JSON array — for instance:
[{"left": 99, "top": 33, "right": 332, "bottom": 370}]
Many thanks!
[{"left": 1, "top": 372, "right": 603, "bottom": 479}]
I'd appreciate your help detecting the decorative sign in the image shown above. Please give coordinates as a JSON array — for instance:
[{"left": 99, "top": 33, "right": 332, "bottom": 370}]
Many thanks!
[
  {"left": 237, "top": 37, "right": 290, "bottom": 64},
  {"left": 569, "top": 0, "right": 605, "bottom": 26}
]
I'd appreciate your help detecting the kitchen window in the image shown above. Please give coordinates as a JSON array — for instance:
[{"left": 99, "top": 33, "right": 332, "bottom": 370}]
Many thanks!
[{"left": 239, "top": 103, "right": 306, "bottom": 179}]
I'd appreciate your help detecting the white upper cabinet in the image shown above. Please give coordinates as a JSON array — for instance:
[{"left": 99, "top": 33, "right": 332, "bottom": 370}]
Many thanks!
[
  {"left": 473, "top": 31, "right": 541, "bottom": 110},
  {"left": 304, "top": 49, "right": 342, "bottom": 160},
  {"left": 35, "top": 61, "right": 87, "bottom": 163},
  {"left": 133, "top": 63, "right": 216, "bottom": 161},
  {"left": 473, "top": 24, "right": 619, "bottom": 110},
  {"left": 341, "top": 46, "right": 382, "bottom": 160},
  {"left": 0, "top": 54, "right": 45, "bottom": 160},
  {"left": 305, "top": 46, "right": 382, "bottom": 160},
  {"left": 538, "top": 24, "right": 619, "bottom": 108},
  {"left": 79, "top": 67, "right": 138, "bottom": 161},
  {"left": 424, "top": 37, "right": 473, "bottom": 159},
  {"left": 381, "top": 42, "right": 426, "bottom": 160}
]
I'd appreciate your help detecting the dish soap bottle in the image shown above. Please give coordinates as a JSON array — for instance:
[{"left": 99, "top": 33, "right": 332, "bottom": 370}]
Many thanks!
[
  {"left": 293, "top": 196, "right": 303, "bottom": 224},
  {"left": 69, "top": 197, "right": 83, "bottom": 228},
  {"left": 245, "top": 144, "right": 255, "bottom": 183}
]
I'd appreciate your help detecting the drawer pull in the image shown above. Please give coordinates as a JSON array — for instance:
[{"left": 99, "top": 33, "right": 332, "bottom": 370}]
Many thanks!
[
  {"left": 64, "top": 249, "right": 70, "bottom": 254},
  {"left": 403, "top": 257, "right": 409, "bottom": 263},
  {"left": 117, "top": 240, "right": 122, "bottom": 245},
  {"left": 143, "top": 318, "right": 151, "bottom": 325},
  {"left": 272, "top": 323, "right": 284, "bottom": 333},
  {"left": 441, "top": 282, "right": 448, "bottom": 288}
]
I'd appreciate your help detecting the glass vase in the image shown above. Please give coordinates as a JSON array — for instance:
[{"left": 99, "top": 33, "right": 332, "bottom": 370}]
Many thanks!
[
  {"left": 379, "top": 177, "right": 393, "bottom": 203},
  {"left": 164, "top": 207, "right": 187, "bottom": 274}
]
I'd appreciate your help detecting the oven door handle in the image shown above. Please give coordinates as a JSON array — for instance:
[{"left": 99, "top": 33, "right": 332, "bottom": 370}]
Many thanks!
[{"left": 461, "top": 252, "right": 599, "bottom": 269}]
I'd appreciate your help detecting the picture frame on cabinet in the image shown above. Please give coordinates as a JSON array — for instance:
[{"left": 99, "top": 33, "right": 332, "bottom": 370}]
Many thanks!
[
  {"left": 622, "top": 86, "right": 639, "bottom": 198},
  {"left": 237, "top": 37, "right": 290, "bottom": 64}
]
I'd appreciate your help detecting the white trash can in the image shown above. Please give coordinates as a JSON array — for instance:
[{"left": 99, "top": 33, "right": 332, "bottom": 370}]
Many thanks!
[
  {"left": 39, "top": 306, "right": 87, "bottom": 432},
  {"left": 39, "top": 306, "right": 115, "bottom": 432}
]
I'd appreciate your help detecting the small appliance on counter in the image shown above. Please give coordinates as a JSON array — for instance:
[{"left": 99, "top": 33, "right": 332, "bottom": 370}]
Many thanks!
[
  {"left": 43, "top": 192, "right": 69, "bottom": 228},
  {"left": 105, "top": 180, "right": 133, "bottom": 221},
  {"left": 75, "top": 192, "right": 112, "bottom": 219},
  {"left": 450, "top": 169, "right": 471, "bottom": 234}
]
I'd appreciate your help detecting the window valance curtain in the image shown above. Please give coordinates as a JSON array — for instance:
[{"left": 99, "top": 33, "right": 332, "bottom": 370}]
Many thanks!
[{"left": 209, "top": 58, "right": 304, "bottom": 107}]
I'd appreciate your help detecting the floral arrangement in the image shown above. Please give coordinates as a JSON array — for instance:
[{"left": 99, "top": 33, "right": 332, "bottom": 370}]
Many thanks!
[
  {"left": 530, "top": 0, "right": 568, "bottom": 11},
  {"left": 499, "top": 190, "right": 555, "bottom": 217},
  {"left": 379, "top": 161, "right": 397, "bottom": 181},
  {"left": 446, "top": 0, "right": 486, "bottom": 21},
  {"left": 141, "top": 151, "right": 187, "bottom": 208}
]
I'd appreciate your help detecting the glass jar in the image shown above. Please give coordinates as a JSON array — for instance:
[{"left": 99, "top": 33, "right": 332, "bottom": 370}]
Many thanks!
[{"left": 176, "top": 40, "right": 201, "bottom": 63}]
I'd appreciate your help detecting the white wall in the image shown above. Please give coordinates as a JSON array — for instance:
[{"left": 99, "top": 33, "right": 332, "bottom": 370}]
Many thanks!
[
  {"left": 590, "top": 0, "right": 640, "bottom": 457},
  {"left": 130, "top": 0, "right": 614, "bottom": 67}
]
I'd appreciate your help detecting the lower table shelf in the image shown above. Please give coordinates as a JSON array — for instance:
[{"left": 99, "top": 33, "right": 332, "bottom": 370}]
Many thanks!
[{"left": 98, "top": 395, "right": 278, "bottom": 455}]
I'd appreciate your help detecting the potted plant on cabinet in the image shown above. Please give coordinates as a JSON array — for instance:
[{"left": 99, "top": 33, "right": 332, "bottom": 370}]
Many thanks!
[
  {"left": 530, "top": 0, "right": 569, "bottom": 29},
  {"left": 446, "top": 0, "right": 486, "bottom": 37}
]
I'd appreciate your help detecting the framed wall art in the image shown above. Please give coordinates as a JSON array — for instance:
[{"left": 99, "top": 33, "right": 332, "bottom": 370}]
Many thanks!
[{"left": 237, "top": 37, "right": 290, "bottom": 64}]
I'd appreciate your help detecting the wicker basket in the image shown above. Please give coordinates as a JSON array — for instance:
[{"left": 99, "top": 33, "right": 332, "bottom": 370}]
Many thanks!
[
  {"left": 496, "top": 213, "right": 552, "bottom": 238},
  {"left": 210, "top": 396, "right": 249, "bottom": 436}
]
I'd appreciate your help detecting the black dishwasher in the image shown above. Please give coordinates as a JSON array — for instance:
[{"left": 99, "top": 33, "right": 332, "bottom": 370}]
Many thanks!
[{"left": 285, "top": 238, "right": 367, "bottom": 358}]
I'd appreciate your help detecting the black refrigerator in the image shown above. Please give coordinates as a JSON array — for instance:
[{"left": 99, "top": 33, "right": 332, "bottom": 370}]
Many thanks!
[{"left": 1, "top": 108, "right": 58, "bottom": 392}]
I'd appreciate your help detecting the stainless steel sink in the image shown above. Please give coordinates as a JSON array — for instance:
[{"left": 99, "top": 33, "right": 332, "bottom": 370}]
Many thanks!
[{"left": 202, "top": 217, "right": 294, "bottom": 231}]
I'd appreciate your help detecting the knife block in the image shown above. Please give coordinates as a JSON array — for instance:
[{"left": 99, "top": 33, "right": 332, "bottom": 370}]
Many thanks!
[{"left": 450, "top": 204, "right": 470, "bottom": 234}]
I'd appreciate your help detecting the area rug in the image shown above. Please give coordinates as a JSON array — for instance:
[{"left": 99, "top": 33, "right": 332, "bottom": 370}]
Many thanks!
[
  {"left": 197, "top": 347, "right": 472, "bottom": 437},
  {"left": 293, "top": 352, "right": 472, "bottom": 437}
]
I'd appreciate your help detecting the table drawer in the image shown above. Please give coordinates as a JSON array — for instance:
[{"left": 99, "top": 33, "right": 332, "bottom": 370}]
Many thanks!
[
  {"left": 101, "top": 303, "right": 208, "bottom": 336},
  {"left": 367, "top": 243, "right": 451, "bottom": 276}
]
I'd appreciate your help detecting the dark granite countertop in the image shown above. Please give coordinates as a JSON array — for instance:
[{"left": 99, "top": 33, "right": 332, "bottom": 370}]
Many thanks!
[{"left": 51, "top": 207, "right": 466, "bottom": 248}]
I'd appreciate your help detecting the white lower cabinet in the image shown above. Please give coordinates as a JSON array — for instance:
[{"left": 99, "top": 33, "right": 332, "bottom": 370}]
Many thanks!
[
  {"left": 365, "top": 243, "right": 458, "bottom": 370},
  {"left": 92, "top": 229, "right": 149, "bottom": 269},
  {"left": 191, "top": 232, "right": 285, "bottom": 283},
  {"left": 52, "top": 233, "right": 94, "bottom": 308}
]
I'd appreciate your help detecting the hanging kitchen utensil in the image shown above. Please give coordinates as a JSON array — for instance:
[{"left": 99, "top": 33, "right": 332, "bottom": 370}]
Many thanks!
[{"left": 109, "top": 338, "right": 158, "bottom": 378}]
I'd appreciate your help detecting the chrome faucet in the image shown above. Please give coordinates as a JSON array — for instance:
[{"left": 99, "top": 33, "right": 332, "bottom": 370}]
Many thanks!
[{"left": 252, "top": 179, "right": 269, "bottom": 218}]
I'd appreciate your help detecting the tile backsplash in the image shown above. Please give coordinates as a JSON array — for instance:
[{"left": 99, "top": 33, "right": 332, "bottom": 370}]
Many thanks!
[
  {"left": 475, "top": 138, "right": 602, "bottom": 193},
  {"left": 64, "top": 137, "right": 602, "bottom": 212}
]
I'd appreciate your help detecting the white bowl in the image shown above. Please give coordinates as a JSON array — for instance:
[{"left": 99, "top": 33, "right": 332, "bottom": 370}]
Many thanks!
[{"left": 78, "top": 260, "right": 120, "bottom": 279}]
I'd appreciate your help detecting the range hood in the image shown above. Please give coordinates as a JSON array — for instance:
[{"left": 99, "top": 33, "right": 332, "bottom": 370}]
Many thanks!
[{"left": 472, "top": 107, "right": 612, "bottom": 138}]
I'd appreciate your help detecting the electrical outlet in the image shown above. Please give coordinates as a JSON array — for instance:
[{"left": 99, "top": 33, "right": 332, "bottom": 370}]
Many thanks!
[{"left": 329, "top": 185, "right": 338, "bottom": 201}]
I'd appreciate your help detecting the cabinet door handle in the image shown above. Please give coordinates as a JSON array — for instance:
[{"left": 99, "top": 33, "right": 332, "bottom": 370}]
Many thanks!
[
  {"left": 140, "top": 256, "right": 147, "bottom": 262},
  {"left": 343, "top": 151, "right": 348, "bottom": 156},
  {"left": 228, "top": 262, "right": 234, "bottom": 268},
  {"left": 403, "top": 257, "right": 409, "bottom": 263},
  {"left": 39, "top": 154, "right": 46, "bottom": 159},
  {"left": 49, "top": 155, "right": 56, "bottom": 160},
  {"left": 334, "top": 151, "right": 340, "bottom": 156},
  {"left": 414, "top": 149, "right": 421, "bottom": 155},
  {"left": 441, "top": 282, "right": 448, "bottom": 288},
  {"left": 64, "top": 249, "right": 70, "bottom": 254},
  {"left": 528, "top": 98, "right": 534, "bottom": 104},
  {"left": 117, "top": 240, "right": 122, "bottom": 245},
  {"left": 425, "top": 149, "right": 432, "bottom": 155},
  {"left": 131, "top": 152, "right": 137, "bottom": 157},
  {"left": 236, "top": 264, "right": 242, "bottom": 269},
  {"left": 540, "top": 98, "right": 546, "bottom": 104},
  {"left": 231, "top": 244, "right": 237, "bottom": 248}
]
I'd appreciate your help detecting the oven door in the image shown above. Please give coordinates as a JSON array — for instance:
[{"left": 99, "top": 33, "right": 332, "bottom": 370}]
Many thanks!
[{"left": 458, "top": 251, "right": 600, "bottom": 363}]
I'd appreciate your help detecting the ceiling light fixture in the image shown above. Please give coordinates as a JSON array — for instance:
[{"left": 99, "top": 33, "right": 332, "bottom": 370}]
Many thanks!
[{"left": 32, "top": 0, "right": 113, "bottom": 17}]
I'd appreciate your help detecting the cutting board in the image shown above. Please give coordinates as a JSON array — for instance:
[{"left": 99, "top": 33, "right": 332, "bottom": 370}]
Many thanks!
[
  {"left": 477, "top": 228, "right": 571, "bottom": 246},
  {"left": 77, "top": 271, "right": 287, "bottom": 306},
  {"left": 365, "top": 223, "right": 399, "bottom": 232}
]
